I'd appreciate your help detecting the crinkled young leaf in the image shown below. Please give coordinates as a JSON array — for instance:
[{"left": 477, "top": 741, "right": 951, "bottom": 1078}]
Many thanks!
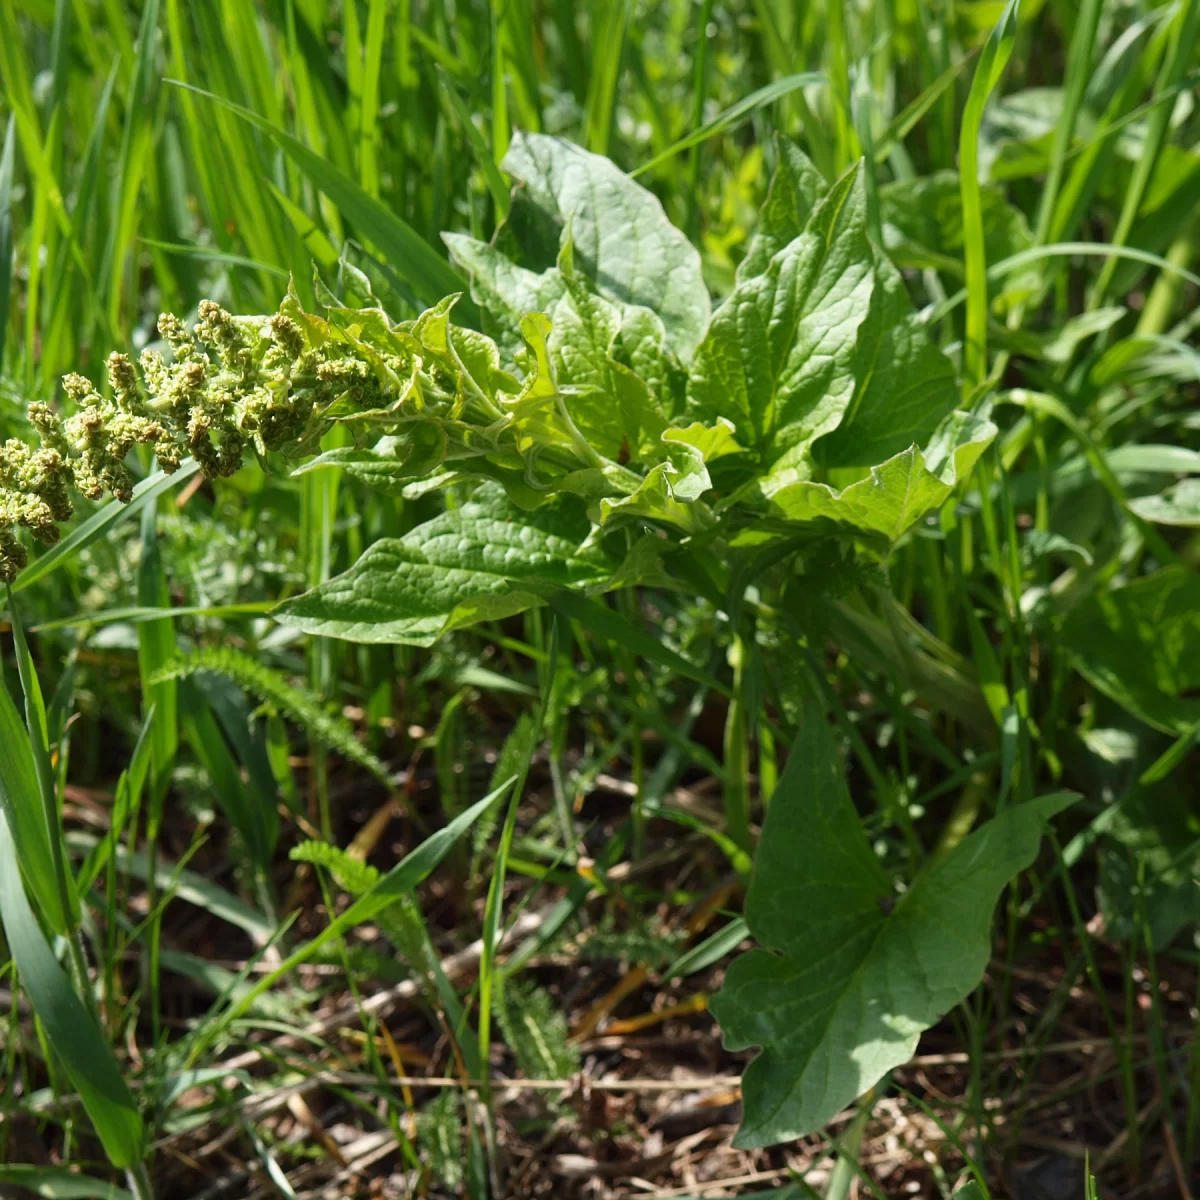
[
  {"left": 501, "top": 132, "right": 711, "bottom": 360},
  {"left": 816, "top": 250, "right": 961, "bottom": 468},
  {"left": 738, "top": 136, "right": 828, "bottom": 281},
  {"left": 443, "top": 233, "right": 567, "bottom": 366},
  {"left": 598, "top": 457, "right": 712, "bottom": 534},
  {"left": 662, "top": 418, "right": 745, "bottom": 463},
  {"left": 1060, "top": 567, "right": 1200, "bottom": 733},
  {"left": 685, "top": 166, "right": 875, "bottom": 471},
  {"left": 710, "top": 714, "right": 1073, "bottom": 1148},
  {"left": 549, "top": 255, "right": 668, "bottom": 459},
  {"left": 274, "top": 483, "right": 610, "bottom": 643},
  {"left": 763, "top": 411, "right": 995, "bottom": 539}
]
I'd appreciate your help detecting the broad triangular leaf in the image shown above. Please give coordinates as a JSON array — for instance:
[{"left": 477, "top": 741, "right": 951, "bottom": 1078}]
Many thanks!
[
  {"left": 738, "top": 136, "right": 828, "bottom": 281},
  {"left": 274, "top": 483, "right": 609, "bottom": 643},
  {"left": 501, "top": 132, "right": 711, "bottom": 359},
  {"left": 815, "top": 249, "right": 961, "bottom": 468},
  {"left": 685, "top": 166, "right": 875, "bottom": 471},
  {"left": 711, "top": 715, "right": 1072, "bottom": 1147}
]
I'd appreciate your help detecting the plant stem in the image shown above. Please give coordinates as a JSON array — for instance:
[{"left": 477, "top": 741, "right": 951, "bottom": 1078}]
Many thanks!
[{"left": 126, "top": 1162, "right": 155, "bottom": 1200}]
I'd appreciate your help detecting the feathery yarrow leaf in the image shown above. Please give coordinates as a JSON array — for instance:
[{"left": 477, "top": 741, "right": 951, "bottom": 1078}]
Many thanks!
[
  {"left": 496, "top": 975, "right": 580, "bottom": 1081},
  {"left": 151, "top": 646, "right": 393, "bottom": 787}
]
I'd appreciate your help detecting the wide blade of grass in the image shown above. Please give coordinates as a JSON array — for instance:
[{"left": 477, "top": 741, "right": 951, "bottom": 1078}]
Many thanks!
[
  {"left": 959, "top": 0, "right": 1020, "bottom": 390},
  {"left": 633, "top": 72, "right": 827, "bottom": 178},
  {"left": 0, "top": 115, "right": 15, "bottom": 369},
  {"left": 167, "top": 82, "right": 474, "bottom": 317},
  {"left": 6, "top": 591, "right": 80, "bottom": 931},
  {"left": 0, "top": 804, "right": 145, "bottom": 1168},
  {"left": 0, "top": 1165, "right": 134, "bottom": 1200},
  {"left": 0, "top": 652, "right": 73, "bottom": 936}
]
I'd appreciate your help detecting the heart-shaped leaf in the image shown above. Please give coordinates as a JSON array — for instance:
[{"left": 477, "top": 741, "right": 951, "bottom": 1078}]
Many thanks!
[
  {"left": 274, "top": 483, "right": 609, "bottom": 643},
  {"left": 711, "top": 714, "right": 1072, "bottom": 1147}
]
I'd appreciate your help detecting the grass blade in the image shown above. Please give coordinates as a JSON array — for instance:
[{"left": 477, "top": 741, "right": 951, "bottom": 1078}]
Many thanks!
[
  {"left": 0, "top": 1166, "right": 133, "bottom": 1199},
  {"left": 167, "top": 81, "right": 474, "bottom": 317},
  {"left": 523, "top": 583, "right": 729, "bottom": 696},
  {"left": 0, "top": 114, "right": 15, "bottom": 370},
  {"left": 633, "top": 72, "right": 827, "bottom": 178},
  {"left": 959, "top": 0, "right": 1020, "bottom": 389},
  {"left": 583, "top": 0, "right": 629, "bottom": 156},
  {"left": 0, "top": 679, "right": 71, "bottom": 935},
  {"left": 0, "top": 804, "right": 144, "bottom": 1168},
  {"left": 214, "top": 778, "right": 514, "bottom": 1028}
]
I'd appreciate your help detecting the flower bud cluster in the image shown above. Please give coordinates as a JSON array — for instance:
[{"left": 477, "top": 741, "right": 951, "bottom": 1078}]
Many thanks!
[{"left": 0, "top": 298, "right": 404, "bottom": 582}]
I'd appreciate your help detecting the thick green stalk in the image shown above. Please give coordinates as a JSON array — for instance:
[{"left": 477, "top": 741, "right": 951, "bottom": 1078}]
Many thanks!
[{"left": 722, "top": 634, "right": 751, "bottom": 855}]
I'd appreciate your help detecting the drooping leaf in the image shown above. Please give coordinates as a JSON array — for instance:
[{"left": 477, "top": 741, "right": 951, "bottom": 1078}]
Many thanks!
[
  {"left": 710, "top": 715, "right": 1072, "bottom": 1147},
  {"left": 274, "top": 483, "right": 610, "bottom": 643},
  {"left": 1060, "top": 567, "right": 1200, "bottom": 733},
  {"left": 0, "top": 806, "right": 145, "bottom": 1168},
  {"left": 292, "top": 426, "right": 449, "bottom": 496},
  {"left": 762, "top": 411, "right": 996, "bottom": 539},
  {"left": 685, "top": 165, "right": 875, "bottom": 471},
  {"left": 1128, "top": 478, "right": 1200, "bottom": 526},
  {"left": 501, "top": 132, "right": 711, "bottom": 359}
]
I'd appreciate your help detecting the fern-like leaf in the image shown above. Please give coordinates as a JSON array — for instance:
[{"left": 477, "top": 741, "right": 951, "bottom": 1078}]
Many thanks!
[
  {"left": 152, "top": 646, "right": 392, "bottom": 787},
  {"left": 416, "top": 1091, "right": 463, "bottom": 1191},
  {"left": 496, "top": 976, "right": 579, "bottom": 1081},
  {"left": 289, "top": 839, "right": 438, "bottom": 987},
  {"left": 289, "top": 839, "right": 381, "bottom": 894}
]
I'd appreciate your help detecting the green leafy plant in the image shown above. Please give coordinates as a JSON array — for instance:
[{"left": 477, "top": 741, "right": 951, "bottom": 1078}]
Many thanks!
[{"left": 2, "top": 133, "right": 1070, "bottom": 1153}]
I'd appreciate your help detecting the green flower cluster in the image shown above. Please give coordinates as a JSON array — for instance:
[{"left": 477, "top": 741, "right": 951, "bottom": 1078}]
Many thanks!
[{"left": 0, "top": 298, "right": 404, "bottom": 583}]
